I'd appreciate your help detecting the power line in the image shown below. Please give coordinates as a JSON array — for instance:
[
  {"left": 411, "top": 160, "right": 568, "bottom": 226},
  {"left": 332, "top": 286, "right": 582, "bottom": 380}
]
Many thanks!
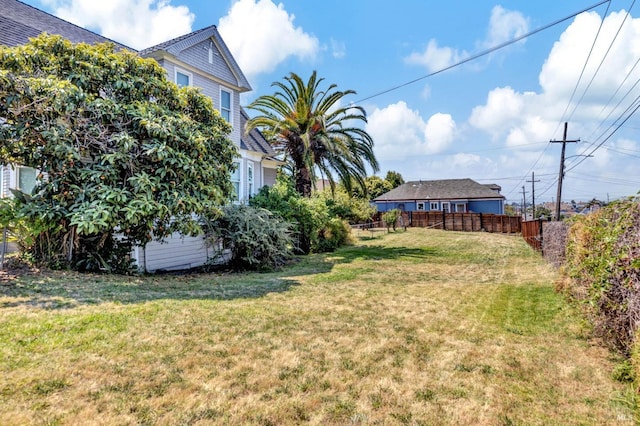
[
  {"left": 354, "top": 0, "right": 611, "bottom": 104},
  {"left": 568, "top": 0, "right": 637, "bottom": 125},
  {"left": 555, "top": 0, "right": 612, "bottom": 131}
]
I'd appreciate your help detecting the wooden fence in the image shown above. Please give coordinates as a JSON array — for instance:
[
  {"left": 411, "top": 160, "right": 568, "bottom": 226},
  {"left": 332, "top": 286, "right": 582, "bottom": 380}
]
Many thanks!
[
  {"left": 375, "top": 211, "right": 522, "bottom": 234},
  {"left": 522, "top": 219, "right": 544, "bottom": 252}
]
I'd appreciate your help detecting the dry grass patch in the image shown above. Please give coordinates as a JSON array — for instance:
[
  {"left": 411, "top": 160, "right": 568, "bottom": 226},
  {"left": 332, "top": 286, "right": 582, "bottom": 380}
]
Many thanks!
[{"left": 0, "top": 228, "right": 632, "bottom": 424}]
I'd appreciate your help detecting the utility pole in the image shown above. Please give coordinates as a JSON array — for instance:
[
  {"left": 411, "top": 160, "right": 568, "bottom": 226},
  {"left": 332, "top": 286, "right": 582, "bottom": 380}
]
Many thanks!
[
  {"left": 527, "top": 172, "right": 540, "bottom": 220},
  {"left": 521, "top": 186, "right": 528, "bottom": 220},
  {"left": 552, "top": 122, "right": 579, "bottom": 221}
]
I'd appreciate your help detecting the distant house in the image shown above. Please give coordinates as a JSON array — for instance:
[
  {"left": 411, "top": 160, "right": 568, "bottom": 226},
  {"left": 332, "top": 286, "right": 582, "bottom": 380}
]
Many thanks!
[
  {"left": 0, "top": 0, "right": 281, "bottom": 271},
  {"left": 373, "top": 178, "right": 505, "bottom": 215}
]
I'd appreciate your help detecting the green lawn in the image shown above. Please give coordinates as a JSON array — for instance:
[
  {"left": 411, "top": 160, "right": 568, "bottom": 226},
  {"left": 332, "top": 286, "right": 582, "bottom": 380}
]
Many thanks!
[{"left": 0, "top": 228, "right": 631, "bottom": 425}]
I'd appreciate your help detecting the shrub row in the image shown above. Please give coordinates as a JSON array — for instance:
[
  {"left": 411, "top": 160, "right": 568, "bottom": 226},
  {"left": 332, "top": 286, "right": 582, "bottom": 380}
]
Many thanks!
[{"left": 556, "top": 198, "right": 640, "bottom": 356}]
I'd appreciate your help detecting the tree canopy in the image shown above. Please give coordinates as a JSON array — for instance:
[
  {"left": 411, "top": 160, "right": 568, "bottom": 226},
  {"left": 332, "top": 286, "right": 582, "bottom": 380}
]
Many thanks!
[
  {"left": 246, "top": 71, "right": 379, "bottom": 197},
  {"left": 0, "top": 34, "right": 237, "bottom": 271}
]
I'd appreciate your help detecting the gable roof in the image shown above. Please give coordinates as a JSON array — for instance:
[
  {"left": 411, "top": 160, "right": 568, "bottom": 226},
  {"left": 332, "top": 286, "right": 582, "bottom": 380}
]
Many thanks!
[
  {"left": 240, "top": 108, "right": 278, "bottom": 158},
  {"left": 0, "top": 0, "right": 130, "bottom": 49},
  {"left": 374, "top": 179, "right": 504, "bottom": 202},
  {"left": 139, "top": 25, "right": 251, "bottom": 92}
]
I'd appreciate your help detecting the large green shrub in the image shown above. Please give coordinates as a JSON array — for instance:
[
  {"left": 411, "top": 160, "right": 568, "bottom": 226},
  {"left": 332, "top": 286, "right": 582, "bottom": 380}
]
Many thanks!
[
  {"left": 203, "top": 204, "right": 292, "bottom": 271},
  {"left": 0, "top": 35, "right": 236, "bottom": 272},
  {"left": 382, "top": 209, "right": 402, "bottom": 231},
  {"left": 560, "top": 198, "right": 640, "bottom": 355},
  {"left": 250, "top": 175, "right": 353, "bottom": 254}
]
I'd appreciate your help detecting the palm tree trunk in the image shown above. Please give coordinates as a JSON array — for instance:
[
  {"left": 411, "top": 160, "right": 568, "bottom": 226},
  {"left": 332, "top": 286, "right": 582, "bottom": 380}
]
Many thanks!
[{"left": 295, "top": 166, "right": 313, "bottom": 198}]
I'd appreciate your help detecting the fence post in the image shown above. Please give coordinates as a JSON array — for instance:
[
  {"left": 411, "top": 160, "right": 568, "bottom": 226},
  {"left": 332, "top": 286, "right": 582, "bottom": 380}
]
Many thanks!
[{"left": 1, "top": 227, "right": 7, "bottom": 269}]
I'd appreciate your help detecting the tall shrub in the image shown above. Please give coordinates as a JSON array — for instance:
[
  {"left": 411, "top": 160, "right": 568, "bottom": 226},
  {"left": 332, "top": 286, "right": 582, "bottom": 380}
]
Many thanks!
[
  {"left": 203, "top": 205, "right": 292, "bottom": 271},
  {"left": 561, "top": 198, "right": 640, "bottom": 355}
]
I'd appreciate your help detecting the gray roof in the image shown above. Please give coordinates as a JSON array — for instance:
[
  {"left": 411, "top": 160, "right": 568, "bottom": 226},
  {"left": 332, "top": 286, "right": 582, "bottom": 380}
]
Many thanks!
[
  {"left": 374, "top": 179, "right": 505, "bottom": 201},
  {"left": 0, "top": 0, "right": 131, "bottom": 49},
  {"left": 240, "top": 108, "right": 278, "bottom": 157},
  {"left": 140, "top": 25, "right": 251, "bottom": 92}
]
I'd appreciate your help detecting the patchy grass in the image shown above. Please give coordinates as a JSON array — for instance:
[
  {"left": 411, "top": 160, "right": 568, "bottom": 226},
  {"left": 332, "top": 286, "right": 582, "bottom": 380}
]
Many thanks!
[{"left": 0, "top": 228, "right": 630, "bottom": 424}]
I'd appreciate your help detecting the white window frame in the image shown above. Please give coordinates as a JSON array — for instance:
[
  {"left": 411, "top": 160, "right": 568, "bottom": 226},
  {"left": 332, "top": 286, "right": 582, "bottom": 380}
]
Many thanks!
[
  {"left": 220, "top": 87, "right": 232, "bottom": 124},
  {"left": 455, "top": 203, "right": 466, "bottom": 213},
  {"left": 208, "top": 45, "right": 214, "bottom": 64},
  {"left": 175, "top": 68, "right": 192, "bottom": 87},
  {"left": 430, "top": 202, "right": 439, "bottom": 211},
  {"left": 416, "top": 202, "right": 425, "bottom": 211},
  {"left": 231, "top": 161, "right": 241, "bottom": 201},
  {"left": 442, "top": 202, "right": 450, "bottom": 213},
  {"left": 17, "top": 166, "right": 37, "bottom": 193},
  {"left": 247, "top": 162, "right": 254, "bottom": 197}
]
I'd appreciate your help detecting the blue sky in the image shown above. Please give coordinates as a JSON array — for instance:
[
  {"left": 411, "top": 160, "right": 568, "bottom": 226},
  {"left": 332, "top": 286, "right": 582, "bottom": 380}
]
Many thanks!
[{"left": 22, "top": 0, "right": 640, "bottom": 203}]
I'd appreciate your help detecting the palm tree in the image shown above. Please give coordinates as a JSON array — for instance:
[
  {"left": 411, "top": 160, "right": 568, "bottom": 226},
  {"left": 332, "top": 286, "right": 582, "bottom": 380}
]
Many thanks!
[{"left": 246, "top": 71, "right": 379, "bottom": 197}]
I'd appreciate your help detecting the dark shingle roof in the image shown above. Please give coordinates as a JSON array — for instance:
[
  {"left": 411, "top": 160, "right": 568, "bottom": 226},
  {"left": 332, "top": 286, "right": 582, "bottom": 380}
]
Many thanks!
[
  {"left": 373, "top": 179, "right": 504, "bottom": 201},
  {"left": 0, "top": 0, "right": 131, "bottom": 49},
  {"left": 240, "top": 108, "right": 277, "bottom": 157},
  {"left": 138, "top": 26, "right": 212, "bottom": 56}
]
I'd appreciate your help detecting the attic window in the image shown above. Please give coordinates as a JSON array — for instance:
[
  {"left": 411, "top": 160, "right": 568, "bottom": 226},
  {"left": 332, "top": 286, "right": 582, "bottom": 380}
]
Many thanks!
[
  {"left": 209, "top": 46, "right": 214, "bottom": 64},
  {"left": 175, "top": 68, "right": 192, "bottom": 87}
]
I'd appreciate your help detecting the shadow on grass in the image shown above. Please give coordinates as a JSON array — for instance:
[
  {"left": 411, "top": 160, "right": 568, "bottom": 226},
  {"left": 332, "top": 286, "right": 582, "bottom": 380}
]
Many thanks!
[
  {"left": 0, "top": 244, "right": 444, "bottom": 310},
  {"left": 328, "top": 245, "right": 440, "bottom": 264},
  {"left": 0, "top": 255, "right": 334, "bottom": 309}
]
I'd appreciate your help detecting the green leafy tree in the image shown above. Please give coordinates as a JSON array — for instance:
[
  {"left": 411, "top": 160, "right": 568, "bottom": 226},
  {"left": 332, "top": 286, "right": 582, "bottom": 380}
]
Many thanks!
[
  {"left": 365, "top": 175, "right": 393, "bottom": 199},
  {"left": 246, "top": 71, "right": 379, "bottom": 198},
  {"left": 0, "top": 35, "right": 237, "bottom": 271},
  {"left": 385, "top": 170, "right": 405, "bottom": 189}
]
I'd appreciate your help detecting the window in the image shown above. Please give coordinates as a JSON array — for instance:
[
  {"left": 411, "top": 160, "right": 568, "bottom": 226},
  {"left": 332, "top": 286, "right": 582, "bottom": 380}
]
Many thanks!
[
  {"left": 208, "top": 45, "right": 214, "bottom": 64},
  {"left": 247, "top": 162, "right": 254, "bottom": 197},
  {"left": 175, "top": 68, "right": 191, "bottom": 87},
  {"left": 442, "top": 202, "right": 450, "bottom": 213},
  {"left": 455, "top": 203, "right": 466, "bottom": 213},
  {"left": 231, "top": 161, "right": 240, "bottom": 201},
  {"left": 430, "top": 202, "right": 439, "bottom": 211},
  {"left": 416, "top": 202, "right": 425, "bottom": 211},
  {"left": 220, "top": 89, "right": 231, "bottom": 122},
  {"left": 17, "top": 166, "right": 37, "bottom": 194}
]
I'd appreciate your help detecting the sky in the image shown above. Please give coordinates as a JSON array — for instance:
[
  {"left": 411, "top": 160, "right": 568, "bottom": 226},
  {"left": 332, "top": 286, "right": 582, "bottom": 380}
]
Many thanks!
[{"left": 21, "top": 0, "right": 640, "bottom": 204}]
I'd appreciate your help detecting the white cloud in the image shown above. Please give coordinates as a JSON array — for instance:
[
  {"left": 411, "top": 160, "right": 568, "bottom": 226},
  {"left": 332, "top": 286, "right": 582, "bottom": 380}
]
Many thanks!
[
  {"left": 330, "top": 38, "right": 346, "bottom": 59},
  {"left": 470, "top": 9, "right": 640, "bottom": 148},
  {"left": 41, "top": 0, "right": 194, "bottom": 50},
  {"left": 540, "top": 10, "right": 640, "bottom": 106},
  {"left": 469, "top": 86, "right": 524, "bottom": 137},
  {"left": 404, "top": 39, "right": 466, "bottom": 73},
  {"left": 483, "top": 5, "right": 529, "bottom": 48},
  {"left": 366, "top": 101, "right": 456, "bottom": 161},
  {"left": 218, "top": 0, "right": 320, "bottom": 81},
  {"left": 424, "top": 113, "right": 456, "bottom": 153},
  {"left": 405, "top": 6, "right": 528, "bottom": 72}
]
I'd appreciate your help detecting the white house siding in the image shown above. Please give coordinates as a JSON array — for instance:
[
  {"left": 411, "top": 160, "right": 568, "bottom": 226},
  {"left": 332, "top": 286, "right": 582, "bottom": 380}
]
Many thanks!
[
  {"left": 158, "top": 58, "right": 242, "bottom": 150},
  {"left": 263, "top": 166, "right": 277, "bottom": 188},
  {"left": 137, "top": 233, "right": 210, "bottom": 272},
  {"left": 179, "top": 41, "right": 237, "bottom": 86},
  {"left": 0, "top": 165, "right": 8, "bottom": 197}
]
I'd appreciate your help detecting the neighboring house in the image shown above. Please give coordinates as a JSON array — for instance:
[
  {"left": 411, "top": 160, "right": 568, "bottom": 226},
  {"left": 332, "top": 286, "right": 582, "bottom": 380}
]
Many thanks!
[
  {"left": 0, "top": 0, "right": 280, "bottom": 271},
  {"left": 373, "top": 178, "right": 505, "bottom": 215}
]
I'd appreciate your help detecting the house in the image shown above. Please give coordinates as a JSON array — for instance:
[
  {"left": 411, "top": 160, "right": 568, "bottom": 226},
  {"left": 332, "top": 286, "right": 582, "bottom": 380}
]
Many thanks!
[
  {"left": 0, "top": 0, "right": 280, "bottom": 271},
  {"left": 373, "top": 178, "right": 505, "bottom": 215}
]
